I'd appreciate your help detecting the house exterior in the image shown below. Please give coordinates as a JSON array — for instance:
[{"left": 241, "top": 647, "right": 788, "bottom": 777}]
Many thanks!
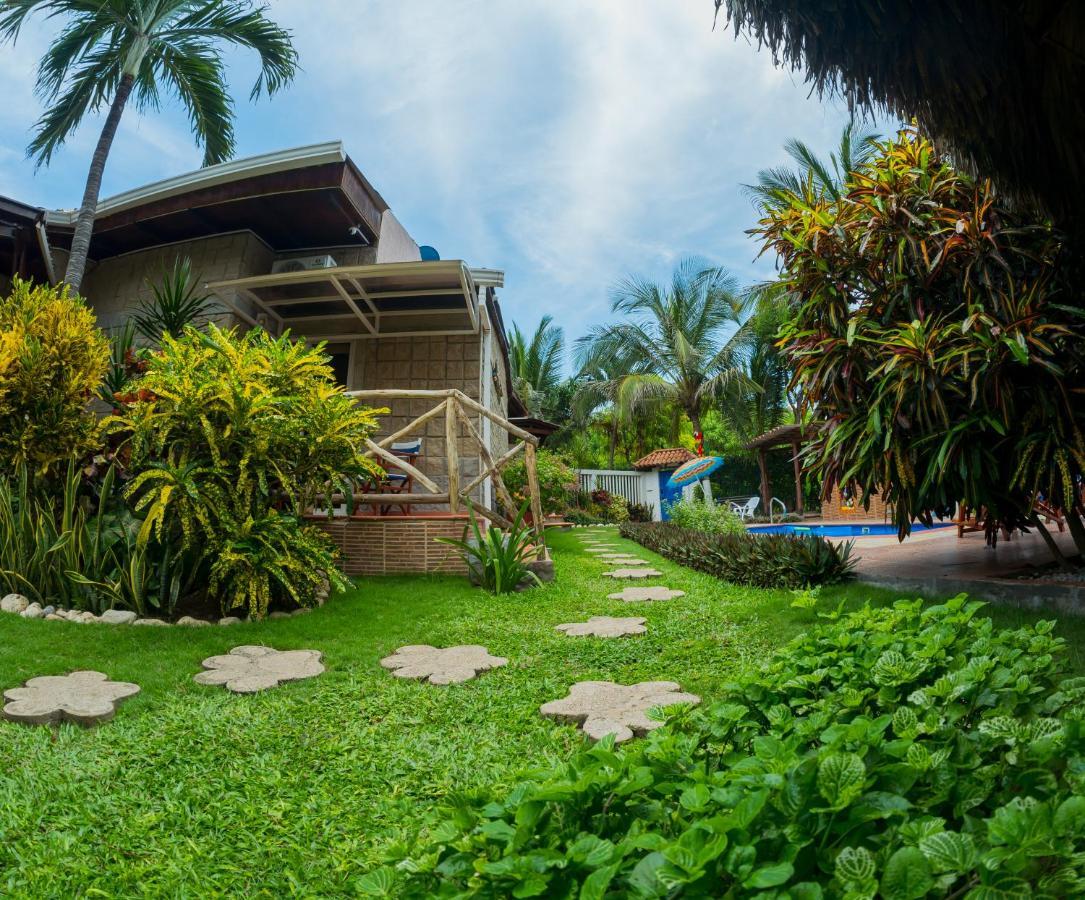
[{"left": 4, "top": 142, "right": 546, "bottom": 574}]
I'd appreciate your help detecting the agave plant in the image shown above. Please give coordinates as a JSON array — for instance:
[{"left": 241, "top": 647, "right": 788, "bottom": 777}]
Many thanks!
[
  {"left": 134, "top": 257, "right": 212, "bottom": 343},
  {"left": 438, "top": 501, "right": 543, "bottom": 594}
]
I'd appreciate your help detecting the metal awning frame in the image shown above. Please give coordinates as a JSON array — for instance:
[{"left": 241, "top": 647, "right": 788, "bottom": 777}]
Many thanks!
[{"left": 206, "top": 260, "right": 479, "bottom": 339}]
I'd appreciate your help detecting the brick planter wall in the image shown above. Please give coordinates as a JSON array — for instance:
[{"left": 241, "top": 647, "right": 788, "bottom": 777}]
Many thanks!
[{"left": 310, "top": 514, "right": 476, "bottom": 576}]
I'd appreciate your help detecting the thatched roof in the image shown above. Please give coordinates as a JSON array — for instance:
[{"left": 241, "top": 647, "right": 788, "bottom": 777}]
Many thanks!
[{"left": 714, "top": 1, "right": 1085, "bottom": 236}]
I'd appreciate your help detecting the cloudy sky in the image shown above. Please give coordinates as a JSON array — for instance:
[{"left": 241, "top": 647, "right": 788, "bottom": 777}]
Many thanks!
[{"left": 0, "top": 1, "right": 887, "bottom": 345}]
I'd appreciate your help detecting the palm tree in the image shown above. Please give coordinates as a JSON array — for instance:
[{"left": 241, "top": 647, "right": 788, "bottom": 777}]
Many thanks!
[
  {"left": 745, "top": 120, "right": 879, "bottom": 212},
  {"left": 575, "top": 257, "right": 748, "bottom": 442},
  {"left": 573, "top": 350, "right": 654, "bottom": 469},
  {"left": 0, "top": 0, "right": 298, "bottom": 291},
  {"left": 715, "top": 282, "right": 795, "bottom": 445},
  {"left": 508, "top": 315, "right": 564, "bottom": 417}
]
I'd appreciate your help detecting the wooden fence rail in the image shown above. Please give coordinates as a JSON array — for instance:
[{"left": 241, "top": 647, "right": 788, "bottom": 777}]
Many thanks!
[{"left": 344, "top": 388, "right": 547, "bottom": 558}]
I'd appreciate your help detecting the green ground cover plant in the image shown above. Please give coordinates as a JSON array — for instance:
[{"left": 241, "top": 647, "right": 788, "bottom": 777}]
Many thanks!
[
  {"left": 666, "top": 497, "right": 746, "bottom": 535},
  {"left": 1, "top": 531, "right": 1083, "bottom": 896},
  {"left": 621, "top": 521, "right": 855, "bottom": 587},
  {"left": 392, "top": 595, "right": 1085, "bottom": 897}
]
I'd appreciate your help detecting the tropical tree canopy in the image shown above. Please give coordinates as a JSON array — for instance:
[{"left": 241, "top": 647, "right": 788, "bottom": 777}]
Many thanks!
[
  {"left": 507, "top": 315, "right": 564, "bottom": 418},
  {"left": 753, "top": 129, "right": 1085, "bottom": 558},
  {"left": 0, "top": 0, "right": 298, "bottom": 290},
  {"left": 575, "top": 257, "right": 748, "bottom": 440}
]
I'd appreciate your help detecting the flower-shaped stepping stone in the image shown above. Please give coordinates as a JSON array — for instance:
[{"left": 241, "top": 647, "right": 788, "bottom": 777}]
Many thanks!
[
  {"left": 3, "top": 671, "right": 140, "bottom": 726},
  {"left": 603, "top": 568, "right": 662, "bottom": 579},
  {"left": 380, "top": 645, "right": 507, "bottom": 685},
  {"left": 555, "top": 616, "right": 646, "bottom": 638},
  {"left": 608, "top": 586, "right": 686, "bottom": 603},
  {"left": 194, "top": 646, "right": 324, "bottom": 694},
  {"left": 540, "top": 681, "right": 700, "bottom": 743}
]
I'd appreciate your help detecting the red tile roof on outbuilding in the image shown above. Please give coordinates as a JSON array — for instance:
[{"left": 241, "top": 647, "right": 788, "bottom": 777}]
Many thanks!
[{"left": 632, "top": 448, "right": 697, "bottom": 471}]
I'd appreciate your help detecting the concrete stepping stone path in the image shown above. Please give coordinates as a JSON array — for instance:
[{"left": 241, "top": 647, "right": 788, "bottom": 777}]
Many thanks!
[
  {"left": 608, "top": 586, "right": 686, "bottom": 603},
  {"left": 540, "top": 680, "right": 701, "bottom": 743},
  {"left": 194, "top": 646, "right": 325, "bottom": 693},
  {"left": 2, "top": 671, "right": 140, "bottom": 726},
  {"left": 603, "top": 568, "right": 662, "bottom": 579},
  {"left": 555, "top": 616, "right": 646, "bottom": 638},
  {"left": 380, "top": 644, "right": 507, "bottom": 685}
]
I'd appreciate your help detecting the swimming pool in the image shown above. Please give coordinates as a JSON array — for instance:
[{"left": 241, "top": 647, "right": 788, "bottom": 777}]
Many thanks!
[{"left": 748, "top": 522, "right": 954, "bottom": 538}]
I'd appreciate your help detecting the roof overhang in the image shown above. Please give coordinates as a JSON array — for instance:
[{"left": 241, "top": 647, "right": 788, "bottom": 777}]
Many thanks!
[
  {"left": 207, "top": 260, "right": 480, "bottom": 340},
  {"left": 46, "top": 141, "right": 389, "bottom": 259}
]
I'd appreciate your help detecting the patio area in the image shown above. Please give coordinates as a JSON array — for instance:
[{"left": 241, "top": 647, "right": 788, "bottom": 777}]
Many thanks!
[{"left": 848, "top": 525, "right": 1084, "bottom": 614}]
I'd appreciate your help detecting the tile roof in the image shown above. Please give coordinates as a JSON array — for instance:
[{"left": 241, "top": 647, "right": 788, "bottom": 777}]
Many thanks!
[{"left": 632, "top": 448, "right": 697, "bottom": 471}]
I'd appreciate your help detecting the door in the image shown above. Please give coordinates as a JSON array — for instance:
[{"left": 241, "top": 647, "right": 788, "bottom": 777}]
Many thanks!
[{"left": 658, "top": 469, "right": 683, "bottom": 520}]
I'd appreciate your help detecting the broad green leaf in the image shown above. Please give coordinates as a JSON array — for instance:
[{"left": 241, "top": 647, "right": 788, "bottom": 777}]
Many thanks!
[
  {"left": 919, "top": 831, "right": 976, "bottom": 873},
  {"left": 355, "top": 867, "right": 395, "bottom": 896},
  {"left": 835, "top": 846, "right": 876, "bottom": 885},
  {"left": 881, "top": 847, "right": 933, "bottom": 900},
  {"left": 817, "top": 753, "right": 866, "bottom": 809},
  {"left": 745, "top": 861, "right": 794, "bottom": 888}
]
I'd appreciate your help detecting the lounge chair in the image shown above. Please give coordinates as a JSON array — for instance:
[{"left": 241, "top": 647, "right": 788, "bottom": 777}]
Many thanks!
[{"left": 729, "top": 496, "right": 760, "bottom": 521}]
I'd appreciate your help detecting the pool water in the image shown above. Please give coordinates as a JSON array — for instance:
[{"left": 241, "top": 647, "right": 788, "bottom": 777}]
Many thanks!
[{"left": 748, "top": 522, "right": 954, "bottom": 538}]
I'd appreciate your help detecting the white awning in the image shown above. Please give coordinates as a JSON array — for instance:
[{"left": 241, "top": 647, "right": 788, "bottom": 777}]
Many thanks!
[{"left": 206, "top": 260, "right": 479, "bottom": 340}]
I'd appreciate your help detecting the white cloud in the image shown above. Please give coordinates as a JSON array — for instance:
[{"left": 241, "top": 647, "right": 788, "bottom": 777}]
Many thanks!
[{"left": 0, "top": 0, "right": 888, "bottom": 345}]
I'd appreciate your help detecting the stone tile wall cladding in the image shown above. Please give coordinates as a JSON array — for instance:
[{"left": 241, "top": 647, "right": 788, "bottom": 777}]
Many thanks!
[
  {"left": 311, "top": 515, "right": 472, "bottom": 575},
  {"left": 356, "top": 334, "right": 491, "bottom": 510},
  {"left": 82, "top": 232, "right": 274, "bottom": 333}
]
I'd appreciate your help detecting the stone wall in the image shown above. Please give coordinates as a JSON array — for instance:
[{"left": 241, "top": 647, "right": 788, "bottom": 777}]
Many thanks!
[
  {"left": 309, "top": 514, "right": 473, "bottom": 575},
  {"left": 81, "top": 231, "right": 274, "bottom": 333},
  {"left": 353, "top": 333, "right": 488, "bottom": 509},
  {"left": 825, "top": 484, "right": 891, "bottom": 520}
]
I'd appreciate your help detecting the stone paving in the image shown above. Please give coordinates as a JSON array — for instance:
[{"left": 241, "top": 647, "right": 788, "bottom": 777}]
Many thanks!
[
  {"left": 608, "top": 585, "right": 686, "bottom": 603},
  {"left": 194, "top": 646, "right": 325, "bottom": 693},
  {"left": 603, "top": 568, "right": 663, "bottom": 579},
  {"left": 2, "top": 671, "right": 140, "bottom": 726},
  {"left": 540, "top": 680, "right": 701, "bottom": 743},
  {"left": 555, "top": 616, "right": 647, "bottom": 638},
  {"left": 380, "top": 644, "right": 508, "bottom": 685},
  {"left": 0, "top": 531, "right": 693, "bottom": 744}
]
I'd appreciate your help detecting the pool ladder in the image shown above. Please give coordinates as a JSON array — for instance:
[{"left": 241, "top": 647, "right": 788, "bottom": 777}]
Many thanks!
[{"left": 768, "top": 497, "right": 787, "bottom": 523}]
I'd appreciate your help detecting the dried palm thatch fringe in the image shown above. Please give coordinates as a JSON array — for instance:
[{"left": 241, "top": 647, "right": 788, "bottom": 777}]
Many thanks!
[{"left": 713, "top": 1, "right": 1085, "bottom": 239}]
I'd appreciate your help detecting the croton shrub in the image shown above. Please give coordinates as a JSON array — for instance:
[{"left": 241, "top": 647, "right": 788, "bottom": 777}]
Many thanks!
[
  {"left": 620, "top": 521, "right": 855, "bottom": 589},
  {"left": 503, "top": 449, "right": 577, "bottom": 515},
  {"left": 380, "top": 598, "right": 1085, "bottom": 897},
  {"left": 119, "top": 324, "right": 385, "bottom": 617}
]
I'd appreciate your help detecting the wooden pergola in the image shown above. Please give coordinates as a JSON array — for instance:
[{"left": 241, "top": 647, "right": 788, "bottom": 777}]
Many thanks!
[{"left": 744, "top": 424, "right": 812, "bottom": 516}]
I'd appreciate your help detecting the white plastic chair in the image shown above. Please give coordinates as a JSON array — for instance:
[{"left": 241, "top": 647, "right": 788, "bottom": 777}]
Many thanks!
[{"left": 729, "top": 496, "right": 760, "bottom": 521}]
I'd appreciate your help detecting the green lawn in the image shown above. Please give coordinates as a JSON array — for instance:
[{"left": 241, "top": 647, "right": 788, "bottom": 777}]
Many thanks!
[{"left": 1, "top": 527, "right": 1082, "bottom": 896}]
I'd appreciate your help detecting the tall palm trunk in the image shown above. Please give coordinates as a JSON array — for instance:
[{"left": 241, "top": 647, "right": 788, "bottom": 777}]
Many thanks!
[{"left": 63, "top": 73, "right": 135, "bottom": 291}]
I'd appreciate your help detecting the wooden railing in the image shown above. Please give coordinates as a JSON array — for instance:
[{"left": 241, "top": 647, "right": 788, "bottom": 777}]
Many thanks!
[{"left": 344, "top": 388, "right": 547, "bottom": 557}]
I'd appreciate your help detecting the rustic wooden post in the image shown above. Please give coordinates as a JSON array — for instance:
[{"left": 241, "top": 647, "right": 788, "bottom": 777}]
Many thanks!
[
  {"left": 524, "top": 441, "right": 546, "bottom": 556},
  {"left": 445, "top": 396, "right": 460, "bottom": 514},
  {"left": 757, "top": 446, "right": 772, "bottom": 517},
  {"left": 791, "top": 439, "right": 804, "bottom": 515}
]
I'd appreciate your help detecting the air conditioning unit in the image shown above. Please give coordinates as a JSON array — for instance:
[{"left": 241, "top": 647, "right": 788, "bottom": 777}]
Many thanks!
[{"left": 271, "top": 254, "right": 338, "bottom": 274}]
